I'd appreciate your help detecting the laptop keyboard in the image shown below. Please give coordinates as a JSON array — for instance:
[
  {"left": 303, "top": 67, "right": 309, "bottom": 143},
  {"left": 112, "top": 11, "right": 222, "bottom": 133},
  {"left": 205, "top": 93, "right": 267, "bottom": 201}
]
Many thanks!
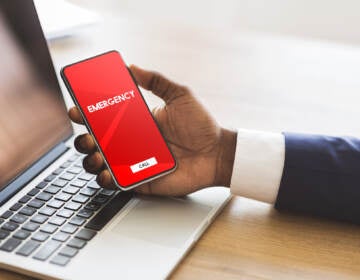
[{"left": 0, "top": 153, "right": 133, "bottom": 266}]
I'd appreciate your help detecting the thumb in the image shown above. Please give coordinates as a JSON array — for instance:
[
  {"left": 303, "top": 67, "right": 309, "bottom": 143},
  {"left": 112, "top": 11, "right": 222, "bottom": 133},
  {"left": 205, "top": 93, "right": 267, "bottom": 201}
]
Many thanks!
[{"left": 129, "top": 64, "right": 185, "bottom": 104}]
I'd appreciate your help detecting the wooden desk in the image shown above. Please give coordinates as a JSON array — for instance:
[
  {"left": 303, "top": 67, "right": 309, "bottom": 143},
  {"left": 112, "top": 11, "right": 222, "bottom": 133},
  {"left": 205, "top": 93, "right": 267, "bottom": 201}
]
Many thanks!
[{"left": 2, "top": 18, "right": 360, "bottom": 279}]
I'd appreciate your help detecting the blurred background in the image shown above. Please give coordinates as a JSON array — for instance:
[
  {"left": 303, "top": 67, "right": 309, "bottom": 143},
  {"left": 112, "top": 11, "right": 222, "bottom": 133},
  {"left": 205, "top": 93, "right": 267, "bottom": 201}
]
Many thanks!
[
  {"left": 69, "top": 0, "right": 360, "bottom": 46},
  {"left": 36, "top": 0, "right": 360, "bottom": 137}
]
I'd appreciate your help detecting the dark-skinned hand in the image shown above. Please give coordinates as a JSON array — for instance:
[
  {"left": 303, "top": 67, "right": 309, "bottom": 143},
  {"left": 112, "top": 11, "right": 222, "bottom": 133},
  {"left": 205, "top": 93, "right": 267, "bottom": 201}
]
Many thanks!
[{"left": 68, "top": 65, "right": 236, "bottom": 196}]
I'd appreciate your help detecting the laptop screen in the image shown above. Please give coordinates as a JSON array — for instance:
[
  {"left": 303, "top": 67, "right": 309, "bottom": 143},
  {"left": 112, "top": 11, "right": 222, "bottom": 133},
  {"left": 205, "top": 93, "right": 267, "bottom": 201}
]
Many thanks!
[{"left": 0, "top": 1, "right": 72, "bottom": 189}]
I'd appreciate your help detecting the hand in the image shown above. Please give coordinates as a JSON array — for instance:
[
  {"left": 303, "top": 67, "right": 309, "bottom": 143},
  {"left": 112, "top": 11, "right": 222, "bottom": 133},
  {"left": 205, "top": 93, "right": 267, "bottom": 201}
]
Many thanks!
[{"left": 68, "top": 65, "right": 237, "bottom": 196}]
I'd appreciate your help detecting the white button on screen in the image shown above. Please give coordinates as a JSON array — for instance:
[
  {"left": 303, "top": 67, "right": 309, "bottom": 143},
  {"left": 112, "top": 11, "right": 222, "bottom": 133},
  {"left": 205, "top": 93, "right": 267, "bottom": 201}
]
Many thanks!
[{"left": 130, "top": 157, "right": 158, "bottom": 173}]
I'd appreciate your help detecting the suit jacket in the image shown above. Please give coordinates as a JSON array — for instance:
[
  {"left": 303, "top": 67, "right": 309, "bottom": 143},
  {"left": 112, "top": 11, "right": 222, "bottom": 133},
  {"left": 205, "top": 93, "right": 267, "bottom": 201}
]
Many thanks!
[{"left": 275, "top": 133, "right": 360, "bottom": 224}]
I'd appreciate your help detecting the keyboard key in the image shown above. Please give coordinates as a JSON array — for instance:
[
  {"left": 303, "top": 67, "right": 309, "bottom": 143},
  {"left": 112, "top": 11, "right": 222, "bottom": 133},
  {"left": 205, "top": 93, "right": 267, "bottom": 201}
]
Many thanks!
[
  {"left": 47, "top": 200, "right": 64, "bottom": 209},
  {"left": 61, "top": 224, "right": 78, "bottom": 234},
  {"left": 67, "top": 238, "right": 86, "bottom": 249},
  {"left": 52, "top": 232, "right": 70, "bottom": 242},
  {"left": 60, "top": 172, "right": 76, "bottom": 181},
  {"left": 1, "top": 210, "right": 13, "bottom": 219},
  {"left": 70, "top": 179, "right": 86, "bottom": 188},
  {"left": 67, "top": 167, "right": 82, "bottom": 174},
  {"left": 19, "top": 206, "right": 36, "bottom": 216},
  {"left": 0, "top": 218, "right": 3, "bottom": 225},
  {"left": 77, "top": 173, "right": 94, "bottom": 181},
  {"left": 40, "top": 224, "right": 58, "bottom": 234},
  {"left": 0, "top": 229, "right": 10, "bottom": 239},
  {"left": 27, "top": 188, "right": 40, "bottom": 196},
  {"left": 65, "top": 201, "right": 81, "bottom": 211},
  {"left": 36, "top": 192, "right": 53, "bottom": 202},
  {"left": 39, "top": 207, "right": 56, "bottom": 216},
  {"left": 10, "top": 203, "right": 22, "bottom": 211},
  {"left": 49, "top": 217, "right": 66, "bottom": 226},
  {"left": 80, "top": 187, "right": 97, "bottom": 197},
  {"left": 75, "top": 229, "right": 96, "bottom": 241},
  {"left": 68, "top": 154, "right": 79, "bottom": 162},
  {"left": 52, "top": 179, "right": 68, "bottom": 188},
  {"left": 60, "top": 161, "right": 72, "bottom": 169},
  {"left": 77, "top": 209, "right": 94, "bottom": 219},
  {"left": 44, "top": 186, "right": 61, "bottom": 195},
  {"left": 74, "top": 159, "right": 84, "bottom": 167},
  {"left": 10, "top": 214, "right": 28, "bottom": 224},
  {"left": 57, "top": 209, "right": 74, "bottom": 219},
  {"left": 19, "top": 195, "right": 31, "bottom": 204},
  {"left": 22, "top": 222, "right": 40, "bottom": 232},
  {"left": 69, "top": 216, "right": 86, "bottom": 226},
  {"left": 44, "top": 174, "right": 57, "bottom": 182},
  {"left": 0, "top": 238, "right": 21, "bottom": 252},
  {"left": 52, "top": 168, "right": 64, "bottom": 175},
  {"left": 31, "top": 214, "right": 48, "bottom": 224},
  {"left": 73, "top": 194, "right": 89, "bottom": 204},
  {"left": 36, "top": 181, "right": 48, "bottom": 189},
  {"left": 85, "top": 202, "right": 101, "bottom": 211},
  {"left": 13, "top": 229, "right": 31, "bottom": 240},
  {"left": 33, "top": 240, "right": 61, "bottom": 261},
  {"left": 2, "top": 221, "right": 19, "bottom": 231},
  {"left": 91, "top": 195, "right": 108, "bottom": 205},
  {"left": 32, "top": 232, "right": 50, "bottom": 242},
  {"left": 16, "top": 240, "right": 40, "bottom": 256},
  {"left": 55, "top": 192, "right": 72, "bottom": 202},
  {"left": 63, "top": 186, "right": 79, "bottom": 195},
  {"left": 87, "top": 181, "right": 101, "bottom": 190},
  {"left": 50, "top": 254, "right": 70, "bottom": 266},
  {"left": 99, "top": 189, "right": 115, "bottom": 197},
  {"left": 28, "top": 199, "right": 45, "bottom": 209},
  {"left": 86, "top": 192, "right": 133, "bottom": 231},
  {"left": 59, "top": 246, "right": 78, "bottom": 257}
]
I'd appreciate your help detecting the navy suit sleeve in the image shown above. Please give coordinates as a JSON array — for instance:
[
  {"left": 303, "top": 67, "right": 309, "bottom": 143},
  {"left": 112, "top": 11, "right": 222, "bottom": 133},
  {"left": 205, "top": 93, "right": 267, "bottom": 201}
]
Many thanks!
[{"left": 275, "top": 133, "right": 360, "bottom": 224}]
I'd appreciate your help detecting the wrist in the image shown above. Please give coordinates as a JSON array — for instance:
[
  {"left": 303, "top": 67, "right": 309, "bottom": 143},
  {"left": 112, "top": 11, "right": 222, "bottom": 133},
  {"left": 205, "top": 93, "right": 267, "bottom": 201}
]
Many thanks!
[{"left": 214, "top": 128, "right": 237, "bottom": 187}]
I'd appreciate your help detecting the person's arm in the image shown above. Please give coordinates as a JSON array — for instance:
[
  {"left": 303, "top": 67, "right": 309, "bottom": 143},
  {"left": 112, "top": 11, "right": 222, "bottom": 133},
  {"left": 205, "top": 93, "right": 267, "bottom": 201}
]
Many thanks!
[
  {"left": 231, "top": 130, "right": 360, "bottom": 224},
  {"left": 68, "top": 65, "right": 360, "bottom": 224}
]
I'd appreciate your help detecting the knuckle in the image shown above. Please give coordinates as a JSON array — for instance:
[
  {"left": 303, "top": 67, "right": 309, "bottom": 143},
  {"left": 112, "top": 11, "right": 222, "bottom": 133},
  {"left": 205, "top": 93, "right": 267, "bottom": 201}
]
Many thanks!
[
  {"left": 74, "top": 143, "right": 83, "bottom": 153},
  {"left": 82, "top": 157, "right": 91, "bottom": 171},
  {"left": 95, "top": 174, "right": 104, "bottom": 186},
  {"left": 84, "top": 135, "right": 93, "bottom": 146},
  {"left": 74, "top": 134, "right": 94, "bottom": 154},
  {"left": 74, "top": 136, "right": 85, "bottom": 152},
  {"left": 96, "top": 171, "right": 108, "bottom": 187},
  {"left": 82, "top": 153, "right": 100, "bottom": 173}
]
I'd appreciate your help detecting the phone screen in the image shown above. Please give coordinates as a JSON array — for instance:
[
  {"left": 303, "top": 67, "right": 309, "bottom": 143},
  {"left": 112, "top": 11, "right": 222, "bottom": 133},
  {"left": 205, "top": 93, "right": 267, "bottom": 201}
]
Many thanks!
[{"left": 61, "top": 51, "right": 176, "bottom": 189}]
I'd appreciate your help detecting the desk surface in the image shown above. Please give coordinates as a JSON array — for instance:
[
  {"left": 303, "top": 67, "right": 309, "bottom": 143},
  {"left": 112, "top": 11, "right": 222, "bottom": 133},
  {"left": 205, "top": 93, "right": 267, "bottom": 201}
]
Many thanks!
[{"left": 2, "top": 18, "right": 360, "bottom": 279}]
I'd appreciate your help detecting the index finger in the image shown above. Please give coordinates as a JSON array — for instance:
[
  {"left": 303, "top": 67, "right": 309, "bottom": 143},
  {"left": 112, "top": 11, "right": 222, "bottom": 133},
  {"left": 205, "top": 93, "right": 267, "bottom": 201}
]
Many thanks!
[
  {"left": 129, "top": 65, "right": 186, "bottom": 104},
  {"left": 68, "top": 107, "right": 84, "bottom": 124}
]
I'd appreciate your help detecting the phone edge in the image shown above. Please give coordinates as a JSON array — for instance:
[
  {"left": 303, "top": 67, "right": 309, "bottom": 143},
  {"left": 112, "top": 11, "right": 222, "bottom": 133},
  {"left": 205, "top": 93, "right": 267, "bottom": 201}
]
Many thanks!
[{"left": 60, "top": 51, "right": 177, "bottom": 191}]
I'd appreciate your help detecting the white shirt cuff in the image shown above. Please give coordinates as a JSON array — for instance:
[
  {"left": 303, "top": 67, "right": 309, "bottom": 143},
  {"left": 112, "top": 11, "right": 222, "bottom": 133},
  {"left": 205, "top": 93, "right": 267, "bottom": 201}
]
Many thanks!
[{"left": 230, "top": 129, "right": 285, "bottom": 204}]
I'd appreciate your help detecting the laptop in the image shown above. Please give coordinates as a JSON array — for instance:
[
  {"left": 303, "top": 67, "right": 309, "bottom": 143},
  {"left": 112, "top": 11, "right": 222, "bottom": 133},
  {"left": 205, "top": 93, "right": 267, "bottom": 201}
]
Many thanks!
[{"left": 0, "top": 1, "right": 230, "bottom": 279}]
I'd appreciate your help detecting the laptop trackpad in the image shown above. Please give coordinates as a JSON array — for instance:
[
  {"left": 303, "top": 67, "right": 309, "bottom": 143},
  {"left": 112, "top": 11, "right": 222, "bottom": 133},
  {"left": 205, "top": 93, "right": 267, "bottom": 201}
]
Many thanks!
[{"left": 111, "top": 196, "right": 212, "bottom": 248}]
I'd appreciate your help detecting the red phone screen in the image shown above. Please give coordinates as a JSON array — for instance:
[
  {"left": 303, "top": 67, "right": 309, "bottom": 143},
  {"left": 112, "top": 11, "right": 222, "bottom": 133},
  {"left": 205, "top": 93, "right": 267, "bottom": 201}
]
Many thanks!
[{"left": 61, "top": 51, "right": 176, "bottom": 189}]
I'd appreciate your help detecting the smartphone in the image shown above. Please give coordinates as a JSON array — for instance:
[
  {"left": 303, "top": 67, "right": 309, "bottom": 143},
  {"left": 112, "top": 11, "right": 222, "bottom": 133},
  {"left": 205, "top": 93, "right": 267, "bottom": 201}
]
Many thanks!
[{"left": 61, "top": 51, "right": 176, "bottom": 190}]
